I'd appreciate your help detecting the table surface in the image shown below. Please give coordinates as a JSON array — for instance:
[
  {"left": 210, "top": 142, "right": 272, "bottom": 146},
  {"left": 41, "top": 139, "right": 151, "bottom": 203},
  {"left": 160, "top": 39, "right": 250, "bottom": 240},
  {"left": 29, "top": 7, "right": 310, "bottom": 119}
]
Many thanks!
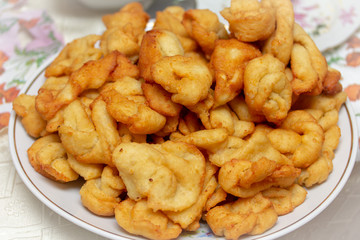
[{"left": 1, "top": 0, "right": 360, "bottom": 239}]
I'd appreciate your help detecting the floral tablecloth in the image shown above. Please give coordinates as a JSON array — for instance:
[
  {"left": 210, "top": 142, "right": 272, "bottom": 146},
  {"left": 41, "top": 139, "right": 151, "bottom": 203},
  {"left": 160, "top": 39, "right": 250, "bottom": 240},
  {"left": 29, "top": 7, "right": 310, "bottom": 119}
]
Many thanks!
[{"left": 1, "top": 0, "right": 360, "bottom": 239}]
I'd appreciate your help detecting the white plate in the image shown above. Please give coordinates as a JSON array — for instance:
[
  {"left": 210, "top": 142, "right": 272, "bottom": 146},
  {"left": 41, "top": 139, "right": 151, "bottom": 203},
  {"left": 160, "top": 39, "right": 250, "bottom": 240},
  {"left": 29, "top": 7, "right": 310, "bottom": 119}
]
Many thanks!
[
  {"left": 8, "top": 56, "right": 358, "bottom": 240},
  {"left": 292, "top": 0, "right": 360, "bottom": 52}
]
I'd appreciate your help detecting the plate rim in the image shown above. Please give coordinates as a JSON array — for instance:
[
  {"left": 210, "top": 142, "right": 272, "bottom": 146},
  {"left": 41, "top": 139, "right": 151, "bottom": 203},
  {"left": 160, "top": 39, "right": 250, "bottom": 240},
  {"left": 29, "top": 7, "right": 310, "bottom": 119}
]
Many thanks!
[{"left": 8, "top": 58, "right": 359, "bottom": 240}]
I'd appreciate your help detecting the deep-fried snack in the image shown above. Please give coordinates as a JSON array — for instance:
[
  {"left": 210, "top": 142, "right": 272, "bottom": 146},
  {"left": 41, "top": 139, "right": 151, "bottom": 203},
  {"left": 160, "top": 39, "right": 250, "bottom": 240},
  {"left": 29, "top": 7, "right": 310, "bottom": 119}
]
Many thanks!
[
  {"left": 322, "top": 68, "right": 343, "bottom": 95},
  {"left": 165, "top": 162, "right": 218, "bottom": 230},
  {"left": 206, "top": 193, "right": 278, "bottom": 239},
  {"left": 151, "top": 55, "right": 212, "bottom": 106},
  {"left": 110, "top": 52, "right": 139, "bottom": 80},
  {"left": 210, "top": 39, "right": 261, "bottom": 107},
  {"left": 178, "top": 111, "right": 203, "bottom": 135},
  {"left": 291, "top": 23, "right": 328, "bottom": 95},
  {"left": 138, "top": 29, "right": 184, "bottom": 83},
  {"left": 205, "top": 185, "right": 228, "bottom": 211},
  {"left": 113, "top": 141, "right": 205, "bottom": 212},
  {"left": 221, "top": 0, "right": 276, "bottom": 42},
  {"left": 45, "top": 34, "right": 102, "bottom": 78},
  {"left": 102, "top": 2, "right": 149, "bottom": 39},
  {"left": 27, "top": 134, "right": 79, "bottom": 182},
  {"left": 58, "top": 98, "right": 119, "bottom": 165},
  {"left": 183, "top": 9, "right": 228, "bottom": 58},
  {"left": 67, "top": 154, "right": 103, "bottom": 180},
  {"left": 115, "top": 199, "right": 182, "bottom": 240},
  {"left": 36, "top": 51, "right": 118, "bottom": 120},
  {"left": 280, "top": 110, "right": 324, "bottom": 168},
  {"left": 229, "top": 95, "right": 266, "bottom": 123},
  {"left": 13, "top": 94, "right": 47, "bottom": 138},
  {"left": 153, "top": 6, "right": 198, "bottom": 52},
  {"left": 142, "top": 82, "right": 182, "bottom": 117},
  {"left": 244, "top": 54, "right": 292, "bottom": 124},
  {"left": 186, "top": 90, "right": 215, "bottom": 129},
  {"left": 262, "top": 0, "right": 294, "bottom": 65},
  {"left": 101, "top": 77, "right": 167, "bottom": 134},
  {"left": 298, "top": 125, "right": 340, "bottom": 187},
  {"left": 262, "top": 184, "right": 307, "bottom": 215},
  {"left": 80, "top": 179, "right": 119, "bottom": 216},
  {"left": 208, "top": 125, "right": 292, "bottom": 167},
  {"left": 118, "top": 123, "right": 147, "bottom": 143},
  {"left": 218, "top": 158, "right": 300, "bottom": 198}
]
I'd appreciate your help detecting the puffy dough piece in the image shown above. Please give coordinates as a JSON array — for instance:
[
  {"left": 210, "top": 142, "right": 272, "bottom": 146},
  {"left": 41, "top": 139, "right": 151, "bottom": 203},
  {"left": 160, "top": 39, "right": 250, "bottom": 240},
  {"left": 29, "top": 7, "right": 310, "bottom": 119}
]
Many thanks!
[
  {"left": 102, "top": 2, "right": 149, "bottom": 39},
  {"left": 298, "top": 125, "right": 341, "bottom": 187},
  {"left": 27, "top": 134, "right": 79, "bottom": 182},
  {"left": 164, "top": 162, "right": 218, "bottom": 230},
  {"left": 36, "top": 51, "right": 118, "bottom": 120},
  {"left": 45, "top": 34, "right": 102, "bottom": 78},
  {"left": 151, "top": 55, "right": 213, "bottom": 106},
  {"left": 292, "top": 91, "right": 347, "bottom": 113},
  {"left": 262, "top": 0, "right": 294, "bottom": 65},
  {"left": 67, "top": 154, "right": 103, "bottom": 180},
  {"left": 206, "top": 193, "right": 278, "bottom": 239},
  {"left": 221, "top": 0, "right": 275, "bottom": 42},
  {"left": 13, "top": 94, "right": 47, "bottom": 138},
  {"left": 113, "top": 141, "right": 206, "bottom": 212},
  {"left": 215, "top": 125, "right": 293, "bottom": 167},
  {"left": 80, "top": 166, "right": 125, "bottom": 216},
  {"left": 110, "top": 53, "right": 139, "bottom": 80},
  {"left": 229, "top": 95, "right": 266, "bottom": 123},
  {"left": 142, "top": 83, "right": 182, "bottom": 117},
  {"left": 115, "top": 199, "right": 182, "bottom": 240},
  {"left": 322, "top": 67, "right": 343, "bottom": 95},
  {"left": 210, "top": 39, "right": 261, "bottom": 107},
  {"left": 100, "top": 28, "right": 140, "bottom": 62},
  {"left": 153, "top": 6, "right": 198, "bottom": 52},
  {"left": 138, "top": 29, "right": 184, "bottom": 83},
  {"left": 58, "top": 98, "right": 120, "bottom": 165},
  {"left": 280, "top": 110, "right": 324, "bottom": 168},
  {"left": 182, "top": 9, "right": 228, "bottom": 58},
  {"left": 262, "top": 184, "right": 307, "bottom": 215},
  {"left": 290, "top": 23, "right": 328, "bottom": 95},
  {"left": 244, "top": 54, "right": 292, "bottom": 124},
  {"left": 101, "top": 77, "right": 166, "bottom": 134},
  {"left": 218, "top": 158, "right": 300, "bottom": 198}
]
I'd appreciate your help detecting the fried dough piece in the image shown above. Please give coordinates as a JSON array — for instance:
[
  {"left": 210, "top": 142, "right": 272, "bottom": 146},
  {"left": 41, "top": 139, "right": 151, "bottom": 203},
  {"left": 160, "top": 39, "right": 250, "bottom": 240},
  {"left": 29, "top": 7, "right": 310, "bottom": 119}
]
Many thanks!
[
  {"left": 115, "top": 199, "right": 182, "bottom": 240},
  {"left": 183, "top": 9, "right": 228, "bottom": 58},
  {"left": 151, "top": 55, "right": 212, "bottom": 106},
  {"left": 206, "top": 193, "right": 278, "bottom": 239},
  {"left": 142, "top": 83, "right": 182, "bottom": 117},
  {"left": 186, "top": 90, "right": 215, "bottom": 129},
  {"left": 110, "top": 52, "right": 139, "bottom": 80},
  {"left": 262, "top": 184, "right": 307, "bottom": 215},
  {"left": 80, "top": 171, "right": 123, "bottom": 216},
  {"left": 262, "top": 0, "right": 294, "bottom": 65},
  {"left": 153, "top": 6, "right": 198, "bottom": 52},
  {"left": 27, "top": 134, "right": 79, "bottom": 182},
  {"left": 58, "top": 98, "right": 120, "bottom": 165},
  {"left": 113, "top": 141, "right": 206, "bottom": 212},
  {"left": 205, "top": 185, "right": 228, "bottom": 211},
  {"left": 178, "top": 111, "right": 203, "bottom": 135},
  {"left": 101, "top": 77, "right": 166, "bottom": 134},
  {"left": 36, "top": 51, "right": 118, "bottom": 120},
  {"left": 298, "top": 125, "right": 341, "bottom": 187},
  {"left": 322, "top": 68, "right": 343, "bottom": 95},
  {"left": 291, "top": 23, "right": 328, "bottom": 95},
  {"left": 118, "top": 123, "right": 147, "bottom": 143},
  {"left": 292, "top": 90, "right": 347, "bottom": 113},
  {"left": 244, "top": 54, "right": 292, "bottom": 124},
  {"left": 67, "top": 154, "right": 103, "bottom": 180},
  {"left": 102, "top": 2, "right": 149, "bottom": 38},
  {"left": 165, "top": 162, "right": 218, "bottom": 230},
  {"left": 13, "top": 94, "right": 47, "bottom": 138},
  {"left": 228, "top": 95, "right": 266, "bottom": 123},
  {"left": 219, "top": 158, "right": 300, "bottom": 198},
  {"left": 45, "top": 34, "right": 102, "bottom": 78},
  {"left": 208, "top": 125, "right": 292, "bottom": 167},
  {"left": 210, "top": 39, "right": 261, "bottom": 107},
  {"left": 221, "top": 0, "right": 276, "bottom": 42},
  {"left": 138, "top": 29, "right": 184, "bottom": 83},
  {"left": 280, "top": 110, "right": 324, "bottom": 168}
]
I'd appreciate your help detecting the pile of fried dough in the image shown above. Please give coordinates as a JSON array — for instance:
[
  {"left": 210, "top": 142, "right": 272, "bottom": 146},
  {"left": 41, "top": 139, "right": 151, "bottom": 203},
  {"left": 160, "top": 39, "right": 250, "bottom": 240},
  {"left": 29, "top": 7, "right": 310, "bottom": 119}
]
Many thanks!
[{"left": 13, "top": 0, "right": 347, "bottom": 239}]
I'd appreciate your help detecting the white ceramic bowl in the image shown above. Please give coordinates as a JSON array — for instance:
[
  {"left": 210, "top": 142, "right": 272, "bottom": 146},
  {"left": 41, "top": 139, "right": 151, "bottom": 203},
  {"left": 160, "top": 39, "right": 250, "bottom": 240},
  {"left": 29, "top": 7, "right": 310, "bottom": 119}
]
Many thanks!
[{"left": 77, "top": 0, "right": 153, "bottom": 11}]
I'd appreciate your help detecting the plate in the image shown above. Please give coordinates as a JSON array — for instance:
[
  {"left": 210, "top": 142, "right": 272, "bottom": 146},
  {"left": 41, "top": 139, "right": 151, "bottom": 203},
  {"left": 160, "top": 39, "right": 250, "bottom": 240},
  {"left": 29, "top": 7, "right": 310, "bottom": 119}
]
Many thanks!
[
  {"left": 292, "top": 0, "right": 360, "bottom": 52},
  {"left": 8, "top": 55, "right": 358, "bottom": 240}
]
